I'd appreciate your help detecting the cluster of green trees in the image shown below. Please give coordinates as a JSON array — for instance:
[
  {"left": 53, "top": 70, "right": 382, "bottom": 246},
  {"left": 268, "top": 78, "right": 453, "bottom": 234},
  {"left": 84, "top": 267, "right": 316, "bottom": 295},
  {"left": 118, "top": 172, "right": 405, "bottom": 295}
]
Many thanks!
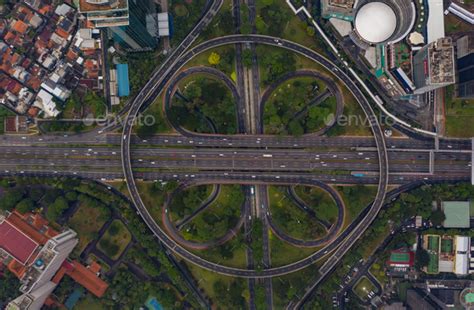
[
  {"left": 42, "top": 120, "right": 89, "bottom": 133},
  {"left": 213, "top": 279, "right": 247, "bottom": 309},
  {"left": 182, "top": 185, "right": 244, "bottom": 241},
  {"left": 251, "top": 220, "right": 264, "bottom": 271},
  {"left": 270, "top": 187, "right": 325, "bottom": 240},
  {"left": 61, "top": 91, "right": 106, "bottom": 117},
  {"left": 170, "top": 185, "right": 210, "bottom": 219},
  {"left": 170, "top": 77, "right": 237, "bottom": 134},
  {"left": 201, "top": 10, "right": 234, "bottom": 39},
  {"left": 391, "top": 183, "right": 474, "bottom": 225},
  {"left": 207, "top": 48, "right": 236, "bottom": 77},
  {"left": 257, "top": 46, "right": 296, "bottom": 86},
  {"left": 272, "top": 266, "right": 321, "bottom": 308},
  {"left": 257, "top": 2, "right": 291, "bottom": 36},
  {"left": 0, "top": 176, "right": 199, "bottom": 308},
  {"left": 295, "top": 186, "right": 338, "bottom": 223},
  {"left": 0, "top": 270, "right": 20, "bottom": 305},
  {"left": 0, "top": 105, "right": 14, "bottom": 134},
  {"left": 126, "top": 247, "right": 161, "bottom": 277},
  {"left": 0, "top": 178, "right": 112, "bottom": 223},
  {"left": 102, "top": 268, "right": 181, "bottom": 309},
  {"left": 170, "top": 0, "right": 207, "bottom": 45},
  {"left": 68, "top": 179, "right": 201, "bottom": 308},
  {"left": 313, "top": 182, "right": 474, "bottom": 308},
  {"left": 122, "top": 52, "right": 165, "bottom": 96},
  {"left": 264, "top": 78, "right": 335, "bottom": 136}
]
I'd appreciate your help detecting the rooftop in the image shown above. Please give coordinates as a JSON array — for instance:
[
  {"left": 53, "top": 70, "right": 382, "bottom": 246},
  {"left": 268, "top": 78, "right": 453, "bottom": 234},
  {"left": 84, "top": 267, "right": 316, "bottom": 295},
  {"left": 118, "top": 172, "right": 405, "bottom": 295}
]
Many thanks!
[
  {"left": 0, "top": 217, "right": 39, "bottom": 265},
  {"left": 78, "top": 0, "right": 128, "bottom": 12},
  {"left": 428, "top": 38, "right": 455, "bottom": 85},
  {"left": 354, "top": 2, "right": 397, "bottom": 43},
  {"left": 442, "top": 201, "right": 470, "bottom": 228}
]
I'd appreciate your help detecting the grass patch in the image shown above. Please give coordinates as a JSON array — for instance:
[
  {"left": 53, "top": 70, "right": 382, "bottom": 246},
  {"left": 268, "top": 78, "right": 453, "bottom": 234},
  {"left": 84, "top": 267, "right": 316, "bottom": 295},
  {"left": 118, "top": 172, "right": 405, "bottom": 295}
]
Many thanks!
[
  {"left": 0, "top": 106, "right": 15, "bottom": 134},
  {"left": 136, "top": 93, "right": 174, "bottom": 138},
  {"left": 170, "top": 74, "right": 238, "bottom": 134},
  {"left": 353, "top": 276, "right": 376, "bottom": 301},
  {"left": 185, "top": 263, "right": 248, "bottom": 309},
  {"left": 445, "top": 14, "right": 473, "bottom": 34},
  {"left": 336, "top": 185, "right": 378, "bottom": 229},
  {"left": 263, "top": 76, "right": 336, "bottom": 136},
  {"left": 444, "top": 85, "right": 474, "bottom": 138},
  {"left": 68, "top": 201, "right": 109, "bottom": 255},
  {"left": 181, "top": 185, "right": 244, "bottom": 242},
  {"left": 327, "top": 83, "right": 372, "bottom": 136},
  {"left": 135, "top": 181, "right": 178, "bottom": 223},
  {"left": 369, "top": 262, "right": 387, "bottom": 286},
  {"left": 272, "top": 264, "right": 320, "bottom": 308},
  {"left": 97, "top": 220, "right": 132, "bottom": 260},
  {"left": 183, "top": 45, "right": 236, "bottom": 78},
  {"left": 190, "top": 231, "right": 247, "bottom": 268},
  {"left": 268, "top": 186, "right": 326, "bottom": 240},
  {"left": 269, "top": 230, "right": 322, "bottom": 267},
  {"left": 294, "top": 185, "right": 339, "bottom": 223}
]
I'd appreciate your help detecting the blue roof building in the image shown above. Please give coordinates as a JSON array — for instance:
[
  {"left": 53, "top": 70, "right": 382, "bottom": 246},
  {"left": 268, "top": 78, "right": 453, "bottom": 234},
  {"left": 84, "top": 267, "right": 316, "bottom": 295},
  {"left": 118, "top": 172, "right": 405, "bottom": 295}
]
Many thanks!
[{"left": 116, "top": 64, "right": 130, "bottom": 97}]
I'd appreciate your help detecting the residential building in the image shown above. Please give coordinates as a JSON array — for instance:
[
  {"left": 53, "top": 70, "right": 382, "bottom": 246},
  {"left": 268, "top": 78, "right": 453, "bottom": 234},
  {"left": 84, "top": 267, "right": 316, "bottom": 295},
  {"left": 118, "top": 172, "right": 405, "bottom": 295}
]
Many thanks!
[
  {"left": 0, "top": 1, "right": 105, "bottom": 117},
  {"left": 412, "top": 37, "right": 455, "bottom": 94}
]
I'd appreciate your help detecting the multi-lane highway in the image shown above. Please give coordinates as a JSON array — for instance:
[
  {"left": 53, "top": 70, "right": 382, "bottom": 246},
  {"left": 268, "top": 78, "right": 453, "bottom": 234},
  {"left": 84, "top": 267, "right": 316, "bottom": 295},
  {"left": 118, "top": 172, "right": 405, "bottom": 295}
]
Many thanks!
[{"left": 0, "top": 1, "right": 470, "bottom": 305}]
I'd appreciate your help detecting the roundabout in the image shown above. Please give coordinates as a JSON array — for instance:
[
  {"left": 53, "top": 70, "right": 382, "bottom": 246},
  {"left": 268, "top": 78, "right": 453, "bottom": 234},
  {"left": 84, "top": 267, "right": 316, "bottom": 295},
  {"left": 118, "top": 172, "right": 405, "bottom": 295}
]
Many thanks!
[{"left": 121, "top": 34, "right": 389, "bottom": 278}]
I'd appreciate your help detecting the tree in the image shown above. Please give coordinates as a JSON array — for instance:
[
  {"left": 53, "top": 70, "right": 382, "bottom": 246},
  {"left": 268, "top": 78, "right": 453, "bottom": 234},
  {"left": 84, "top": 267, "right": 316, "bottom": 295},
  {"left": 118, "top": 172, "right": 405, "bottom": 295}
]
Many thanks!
[
  {"left": 430, "top": 208, "right": 446, "bottom": 226},
  {"left": 255, "top": 15, "right": 267, "bottom": 33},
  {"left": 0, "top": 270, "right": 20, "bottom": 303},
  {"left": 0, "top": 188, "right": 25, "bottom": 210},
  {"left": 16, "top": 198, "right": 35, "bottom": 214},
  {"left": 184, "top": 83, "right": 201, "bottom": 99},
  {"left": 306, "top": 26, "right": 316, "bottom": 36},
  {"left": 415, "top": 248, "right": 430, "bottom": 270},
  {"left": 242, "top": 49, "right": 253, "bottom": 67},
  {"left": 46, "top": 196, "right": 69, "bottom": 222},
  {"left": 288, "top": 120, "right": 304, "bottom": 136},
  {"left": 208, "top": 52, "right": 221, "bottom": 65}
]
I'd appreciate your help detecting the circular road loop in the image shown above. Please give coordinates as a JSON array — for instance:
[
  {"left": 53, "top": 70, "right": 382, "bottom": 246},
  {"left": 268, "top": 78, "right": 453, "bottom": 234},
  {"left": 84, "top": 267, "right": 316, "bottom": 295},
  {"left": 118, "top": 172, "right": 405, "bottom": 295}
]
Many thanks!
[
  {"left": 259, "top": 70, "right": 344, "bottom": 136},
  {"left": 121, "top": 34, "right": 389, "bottom": 278},
  {"left": 162, "top": 183, "right": 246, "bottom": 250},
  {"left": 266, "top": 181, "right": 345, "bottom": 247}
]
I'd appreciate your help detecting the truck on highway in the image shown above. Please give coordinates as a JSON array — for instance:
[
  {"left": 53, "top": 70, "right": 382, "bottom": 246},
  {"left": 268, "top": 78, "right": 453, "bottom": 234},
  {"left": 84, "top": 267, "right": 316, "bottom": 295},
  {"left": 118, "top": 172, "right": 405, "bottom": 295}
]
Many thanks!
[
  {"left": 262, "top": 154, "right": 273, "bottom": 158},
  {"left": 352, "top": 172, "right": 365, "bottom": 177},
  {"left": 250, "top": 187, "right": 255, "bottom": 195}
]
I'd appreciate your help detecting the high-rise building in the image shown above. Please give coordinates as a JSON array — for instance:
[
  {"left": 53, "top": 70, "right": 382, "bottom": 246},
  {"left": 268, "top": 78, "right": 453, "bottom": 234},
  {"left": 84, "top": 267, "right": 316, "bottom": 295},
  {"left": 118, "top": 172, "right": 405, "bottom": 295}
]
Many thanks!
[
  {"left": 412, "top": 37, "right": 455, "bottom": 94},
  {"left": 0, "top": 211, "right": 78, "bottom": 310},
  {"left": 456, "top": 35, "right": 474, "bottom": 98},
  {"left": 109, "top": 0, "right": 158, "bottom": 51},
  {"left": 5, "top": 229, "right": 78, "bottom": 310},
  {"left": 77, "top": 0, "right": 130, "bottom": 28},
  {"left": 78, "top": 0, "right": 158, "bottom": 51}
]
